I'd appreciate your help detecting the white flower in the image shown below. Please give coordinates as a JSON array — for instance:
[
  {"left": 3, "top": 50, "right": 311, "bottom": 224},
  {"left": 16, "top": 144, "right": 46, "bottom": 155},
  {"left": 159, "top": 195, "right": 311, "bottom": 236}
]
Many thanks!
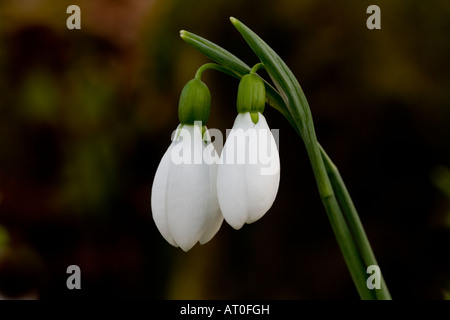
[
  {"left": 217, "top": 112, "right": 280, "bottom": 230},
  {"left": 151, "top": 124, "right": 223, "bottom": 251}
]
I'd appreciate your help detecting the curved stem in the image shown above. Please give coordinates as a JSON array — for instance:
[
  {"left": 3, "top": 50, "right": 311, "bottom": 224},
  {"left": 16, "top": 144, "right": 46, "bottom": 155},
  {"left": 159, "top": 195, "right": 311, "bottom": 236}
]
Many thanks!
[
  {"left": 250, "top": 62, "right": 264, "bottom": 74},
  {"left": 195, "top": 63, "right": 239, "bottom": 80}
]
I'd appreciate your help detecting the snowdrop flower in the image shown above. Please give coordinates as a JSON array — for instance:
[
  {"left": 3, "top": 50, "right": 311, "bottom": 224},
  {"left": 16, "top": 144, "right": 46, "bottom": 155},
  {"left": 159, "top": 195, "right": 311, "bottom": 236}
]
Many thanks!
[
  {"left": 151, "top": 79, "right": 223, "bottom": 251},
  {"left": 217, "top": 73, "right": 280, "bottom": 230}
]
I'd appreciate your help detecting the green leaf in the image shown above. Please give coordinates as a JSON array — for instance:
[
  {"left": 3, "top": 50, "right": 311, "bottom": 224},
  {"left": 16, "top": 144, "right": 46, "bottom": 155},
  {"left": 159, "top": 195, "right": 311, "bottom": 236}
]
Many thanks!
[
  {"left": 230, "top": 17, "right": 389, "bottom": 299},
  {"left": 0, "top": 224, "right": 10, "bottom": 248},
  {"left": 180, "top": 30, "right": 249, "bottom": 76},
  {"left": 320, "top": 144, "right": 392, "bottom": 300},
  {"left": 229, "top": 17, "right": 311, "bottom": 135},
  {"left": 230, "top": 17, "right": 333, "bottom": 199}
]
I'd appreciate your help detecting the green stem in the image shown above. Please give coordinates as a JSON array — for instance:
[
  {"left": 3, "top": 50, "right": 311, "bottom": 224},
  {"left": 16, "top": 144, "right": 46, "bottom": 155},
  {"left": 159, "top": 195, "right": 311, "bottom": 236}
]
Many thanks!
[
  {"left": 250, "top": 63, "right": 264, "bottom": 74},
  {"left": 321, "top": 194, "right": 376, "bottom": 299},
  {"left": 320, "top": 144, "right": 392, "bottom": 299},
  {"left": 195, "top": 63, "right": 238, "bottom": 80},
  {"left": 300, "top": 110, "right": 377, "bottom": 300}
]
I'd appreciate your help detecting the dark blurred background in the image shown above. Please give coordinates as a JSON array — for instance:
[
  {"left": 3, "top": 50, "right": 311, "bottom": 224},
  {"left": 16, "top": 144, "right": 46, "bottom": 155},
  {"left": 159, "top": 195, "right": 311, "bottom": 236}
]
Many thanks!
[{"left": 0, "top": 0, "right": 449, "bottom": 299}]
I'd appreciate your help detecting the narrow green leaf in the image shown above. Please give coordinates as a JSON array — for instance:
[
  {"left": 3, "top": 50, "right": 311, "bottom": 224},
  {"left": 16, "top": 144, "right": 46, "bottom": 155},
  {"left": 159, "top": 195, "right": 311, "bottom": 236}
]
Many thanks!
[
  {"left": 230, "top": 16, "right": 334, "bottom": 200},
  {"left": 180, "top": 30, "right": 249, "bottom": 76},
  {"left": 229, "top": 17, "right": 310, "bottom": 134},
  {"left": 320, "top": 144, "right": 392, "bottom": 300},
  {"left": 230, "top": 17, "right": 381, "bottom": 299}
]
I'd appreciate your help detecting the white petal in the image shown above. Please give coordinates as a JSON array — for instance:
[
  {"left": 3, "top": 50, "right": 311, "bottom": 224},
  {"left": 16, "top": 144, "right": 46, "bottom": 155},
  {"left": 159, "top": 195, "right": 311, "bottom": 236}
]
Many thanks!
[
  {"left": 217, "top": 113, "right": 252, "bottom": 230},
  {"left": 245, "top": 157, "right": 280, "bottom": 223},
  {"left": 151, "top": 143, "right": 178, "bottom": 247},
  {"left": 153, "top": 125, "right": 224, "bottom": 250},
  {"left": 217, "top": 112, "right": 280, "bottom": 229},
  {"left": 246, "top": 113, "right": 280, "bottom": 222},
  {"left": 234, "top": 112, "right": 256, "bottom": 130},
  {"left": 166, "top": 164, "right": 209, "bottom": 251},
  {"left": 166, "top": 124, "right": 224, "bottom": 251},
  {"left": 217, "top": 163, "right": 247, "bottom": 229},
  {"left": 199, "top": 150, "right": 223, "bottom": 244}
]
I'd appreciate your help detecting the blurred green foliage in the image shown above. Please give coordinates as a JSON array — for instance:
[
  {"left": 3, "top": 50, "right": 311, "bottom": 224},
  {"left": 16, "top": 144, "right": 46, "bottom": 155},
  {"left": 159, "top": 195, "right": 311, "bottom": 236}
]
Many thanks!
[{"left": 0, "top": 225, "right": 9, "bottom": 249}]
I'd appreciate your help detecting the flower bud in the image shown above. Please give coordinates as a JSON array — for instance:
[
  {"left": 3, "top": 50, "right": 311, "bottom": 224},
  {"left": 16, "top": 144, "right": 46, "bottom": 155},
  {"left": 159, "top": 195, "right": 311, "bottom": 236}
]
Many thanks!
[
  {"left": 178, "top": 79, "right": 211, "bottom": 125},
  {"left": 236, "top": 73, "right": 265, "bottom": 123}
]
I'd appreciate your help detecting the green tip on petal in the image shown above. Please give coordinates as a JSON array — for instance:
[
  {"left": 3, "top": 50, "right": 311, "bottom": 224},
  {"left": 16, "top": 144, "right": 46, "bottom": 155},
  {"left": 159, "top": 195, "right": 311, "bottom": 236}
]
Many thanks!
[{"left": 250, "top": 112, "right": 259, "bottom": 124}]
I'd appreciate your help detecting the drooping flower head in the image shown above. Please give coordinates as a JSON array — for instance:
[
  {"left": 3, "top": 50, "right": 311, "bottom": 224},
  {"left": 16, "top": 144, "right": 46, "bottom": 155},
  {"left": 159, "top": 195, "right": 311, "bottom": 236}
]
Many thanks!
[
  {"left": 217, "top": 71, "right": 281, "bottom": 230},
  {"left": 151, "top": 78, "right": 223, "bottom": 251}
]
